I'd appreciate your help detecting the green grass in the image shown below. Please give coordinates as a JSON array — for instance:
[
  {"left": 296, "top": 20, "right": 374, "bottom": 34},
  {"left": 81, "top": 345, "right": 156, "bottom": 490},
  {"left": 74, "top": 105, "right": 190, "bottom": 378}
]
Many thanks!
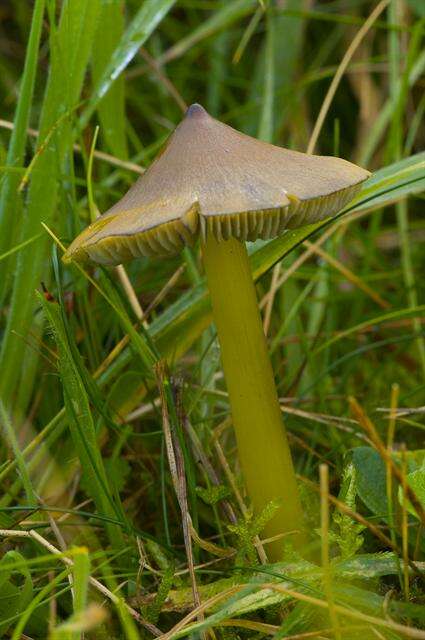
[{"left": 0, "top": 0, "right": 424, "bottom": 638}]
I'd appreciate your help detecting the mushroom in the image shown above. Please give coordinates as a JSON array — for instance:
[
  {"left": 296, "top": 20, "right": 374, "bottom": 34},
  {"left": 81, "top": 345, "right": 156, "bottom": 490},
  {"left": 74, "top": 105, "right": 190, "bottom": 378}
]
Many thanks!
[{"left": 64, "top": 104, "right": 370, "bottom": 559}]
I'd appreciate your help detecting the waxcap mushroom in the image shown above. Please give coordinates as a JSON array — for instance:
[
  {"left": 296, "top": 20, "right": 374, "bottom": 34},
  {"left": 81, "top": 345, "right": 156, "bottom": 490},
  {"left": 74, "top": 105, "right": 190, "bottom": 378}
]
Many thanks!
[
  {"left": 63, "top": 103, "right": 370, "bottom": 265},
  {"left": 63, "top": 104, "right": 372, "bottom": 559}
]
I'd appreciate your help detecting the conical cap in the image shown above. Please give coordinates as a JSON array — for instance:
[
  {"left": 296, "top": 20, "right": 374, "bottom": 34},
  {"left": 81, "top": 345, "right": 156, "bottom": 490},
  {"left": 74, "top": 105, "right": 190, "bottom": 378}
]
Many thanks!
[{"left": 64, "top": 104, "right": 370, "bottom": 265}]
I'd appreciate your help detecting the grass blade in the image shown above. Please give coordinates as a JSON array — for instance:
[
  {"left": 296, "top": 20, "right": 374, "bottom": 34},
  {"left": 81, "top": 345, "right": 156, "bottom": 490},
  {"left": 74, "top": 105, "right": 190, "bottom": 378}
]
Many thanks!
[
  {"left": 80, "top": 0, "right": 177, "bottom": 128},
  {"left": 38, "top": 292, "right": 126, "bottom": 550},
  {"left": 91, "top": 0, "right": 128, "bottom": 159},
  {"left": 0, "top": 0, "right": 102, "bottom": 411},
  {"left": 0, "top": 0, "right": 45, "bottom": 303}
]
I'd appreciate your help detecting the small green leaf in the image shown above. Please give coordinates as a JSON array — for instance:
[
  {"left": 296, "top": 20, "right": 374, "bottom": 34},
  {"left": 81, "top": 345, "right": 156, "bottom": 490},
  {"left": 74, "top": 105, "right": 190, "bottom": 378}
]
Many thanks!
[
  {"left": 142, "top": 563, "right": 175, "bottom": 625},
  {"left": 351, "top": 447, "right": 387, "bottom": 518},
  {"left": 196, "top": 484, "right": 231, "bottom": 505},
  {"left": 331, "top": 463, "right": 365, "bottom": 559},
  {"left": 398, "top": 468, "right": 425, "bottom": 519},
  {"left": 228, "top": 501, "right": 279, "bottom": 565}
]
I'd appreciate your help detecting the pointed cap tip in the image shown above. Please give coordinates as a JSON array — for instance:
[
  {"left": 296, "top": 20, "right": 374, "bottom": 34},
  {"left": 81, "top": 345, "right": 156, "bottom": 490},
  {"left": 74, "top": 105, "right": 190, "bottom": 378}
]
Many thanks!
[{"left": 185, "top": 103, "right": 207, "bottom": 118}]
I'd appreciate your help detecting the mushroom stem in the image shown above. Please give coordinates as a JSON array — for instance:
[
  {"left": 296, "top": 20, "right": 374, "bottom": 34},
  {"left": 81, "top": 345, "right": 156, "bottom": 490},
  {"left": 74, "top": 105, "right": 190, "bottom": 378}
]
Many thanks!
[{"left": 202, "top": 234, "right": 305, "bottom": 560}]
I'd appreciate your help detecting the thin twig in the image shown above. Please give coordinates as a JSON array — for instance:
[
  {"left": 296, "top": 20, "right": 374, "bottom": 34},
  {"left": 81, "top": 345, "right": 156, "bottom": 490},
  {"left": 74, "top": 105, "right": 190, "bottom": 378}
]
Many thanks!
[
  {"left": 307, "top": 0, "right": 391, "bottom": 154},
  {"left": 319, "top": 464, "right": 341, "bottom": 640},
  {"left": 385, "top": 383, "right": 401, "bottom": 582},
  {"left": 116, "top": 265, "right": 148, "bottom": 326},
  {"left": 0, "top": 118, "right": 145, "bottom": 175},
  {"left": 183, "top": 416, "right": 237, "bottom": 524},
  {"left": 262, "top": 254, "right": 281, "bottom": 334},
  {"left": 260, "top": 225, "right": 336, "bottom": 310},
  {"left": 139, "top": 49, "right": 187, "bottom": 113},
  {"left": 303, "top": 239, "right": 390, "bottom": 309},
  {"left": 155, "top": 362, "right": 204, "bottom": 633},
  {"left": 94, "top": 264, "right": 185, "bottom": 380},
  {"left": 85, "top": 132, "right": 148, "bottom": 326},
  {"left": 400, "top": 445, "right": 410, "bottom": 602}
]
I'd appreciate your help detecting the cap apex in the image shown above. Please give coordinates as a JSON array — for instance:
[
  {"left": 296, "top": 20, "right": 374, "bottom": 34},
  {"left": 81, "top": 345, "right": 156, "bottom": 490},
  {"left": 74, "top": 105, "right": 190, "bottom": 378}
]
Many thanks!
[{"left": 185, "top": 103, "right": 207, "bottom": 118}]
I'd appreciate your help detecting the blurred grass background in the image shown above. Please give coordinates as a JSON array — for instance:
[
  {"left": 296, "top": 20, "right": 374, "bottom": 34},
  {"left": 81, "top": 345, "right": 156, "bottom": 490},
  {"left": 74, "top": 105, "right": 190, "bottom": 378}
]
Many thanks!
[{"left": 0, "top": 0, "right": 424, "bottom": 638}]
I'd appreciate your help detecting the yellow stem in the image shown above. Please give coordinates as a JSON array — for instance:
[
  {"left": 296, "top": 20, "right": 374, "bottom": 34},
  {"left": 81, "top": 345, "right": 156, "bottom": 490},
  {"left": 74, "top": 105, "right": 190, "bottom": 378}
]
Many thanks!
[{"left": 202, "top": 235, "right": 305, "bottom": 560}]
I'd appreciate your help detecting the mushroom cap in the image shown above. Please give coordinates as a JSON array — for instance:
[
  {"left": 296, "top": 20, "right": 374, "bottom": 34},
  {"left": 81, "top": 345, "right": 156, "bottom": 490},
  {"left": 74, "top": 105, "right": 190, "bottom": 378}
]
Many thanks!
[{"left": 64, "top": 103, "right": 370, "bottom": 265}]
